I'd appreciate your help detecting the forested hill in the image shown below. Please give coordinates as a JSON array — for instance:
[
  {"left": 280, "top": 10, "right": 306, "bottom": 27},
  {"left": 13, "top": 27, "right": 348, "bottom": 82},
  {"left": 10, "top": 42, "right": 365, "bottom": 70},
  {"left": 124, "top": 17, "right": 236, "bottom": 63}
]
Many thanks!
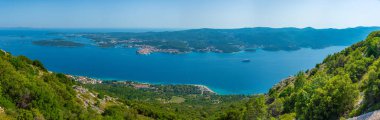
[
  {"left": 218, "top": 31, "right": 380, "bottom": 120},
  {"left": 0, "top": 50, "right": 146, "bottom": 119}
]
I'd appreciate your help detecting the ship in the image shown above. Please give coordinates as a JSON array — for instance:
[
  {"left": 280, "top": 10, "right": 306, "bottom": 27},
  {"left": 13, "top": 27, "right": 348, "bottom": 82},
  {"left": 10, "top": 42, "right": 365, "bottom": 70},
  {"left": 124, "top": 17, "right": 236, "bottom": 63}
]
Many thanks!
[{"left": 241, "top": 59, "right": 251, "bottom": 63}]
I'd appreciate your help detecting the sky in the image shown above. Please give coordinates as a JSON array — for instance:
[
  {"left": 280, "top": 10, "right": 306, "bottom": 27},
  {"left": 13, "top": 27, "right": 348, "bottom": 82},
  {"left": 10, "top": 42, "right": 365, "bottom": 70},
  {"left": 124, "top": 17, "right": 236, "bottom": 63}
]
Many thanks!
[{"left": 0, "top": 0, "right": 380, "bottom": 29}]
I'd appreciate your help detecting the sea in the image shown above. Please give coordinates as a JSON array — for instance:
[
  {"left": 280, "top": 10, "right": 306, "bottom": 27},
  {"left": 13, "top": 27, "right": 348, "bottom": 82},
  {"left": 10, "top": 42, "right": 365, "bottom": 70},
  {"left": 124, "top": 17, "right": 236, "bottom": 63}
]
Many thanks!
[{"left": 0, "top": 28, "right": 347, "bottom": 94}]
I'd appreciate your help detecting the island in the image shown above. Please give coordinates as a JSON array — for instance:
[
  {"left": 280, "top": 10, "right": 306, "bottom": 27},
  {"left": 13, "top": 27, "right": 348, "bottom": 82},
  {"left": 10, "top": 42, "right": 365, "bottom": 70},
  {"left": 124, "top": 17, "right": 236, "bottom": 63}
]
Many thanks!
[{"left": 32, "top": 39, "right": 85, "bottom": 47}]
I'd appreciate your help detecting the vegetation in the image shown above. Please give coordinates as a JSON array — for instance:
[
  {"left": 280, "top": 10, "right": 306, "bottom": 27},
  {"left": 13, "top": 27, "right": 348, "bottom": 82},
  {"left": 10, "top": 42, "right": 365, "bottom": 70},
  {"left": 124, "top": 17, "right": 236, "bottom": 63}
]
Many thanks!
[
  {"left": 84, "top": 83, "right": 249, "bottom": 120},
  {"left": 0, "top": 50, "right": 140, "bottom": 119}
]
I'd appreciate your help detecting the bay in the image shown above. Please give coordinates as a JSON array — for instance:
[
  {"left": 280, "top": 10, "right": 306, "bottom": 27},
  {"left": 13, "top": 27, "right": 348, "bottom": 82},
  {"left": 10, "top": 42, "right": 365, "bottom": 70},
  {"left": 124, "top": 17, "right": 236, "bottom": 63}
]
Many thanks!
[{"left": 0, "top": 29, "right": 346, "bottom": 94}]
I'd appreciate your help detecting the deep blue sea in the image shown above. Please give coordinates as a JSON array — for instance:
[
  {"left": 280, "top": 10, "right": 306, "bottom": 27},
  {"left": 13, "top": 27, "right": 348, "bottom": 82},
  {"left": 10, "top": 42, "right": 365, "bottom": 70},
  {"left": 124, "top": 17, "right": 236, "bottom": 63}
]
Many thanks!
[{"left": 0, "top": 28, "right": 347, "bottom": 94}]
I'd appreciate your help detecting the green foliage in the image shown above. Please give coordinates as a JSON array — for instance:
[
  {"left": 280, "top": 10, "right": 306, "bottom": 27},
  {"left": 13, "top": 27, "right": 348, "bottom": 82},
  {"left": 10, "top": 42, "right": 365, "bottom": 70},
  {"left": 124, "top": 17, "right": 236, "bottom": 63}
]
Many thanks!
[
  {"left": 245, "top": 95, "right": 268, "bottom": 120},
  {"left": 85, "top": 83, "right": 249, "bottom": 120},
  {"left": 32, "top": 60, "right": 47, "bottom": 71},
  {"left": 0, "top": 53, "right": 94, "bottom": 119},
  {"left": 366, "top": 32, "right": 380, "bottom": 57},
  {"left": 217, "top": 109, "right": 245, "bottom": 120},
  {"left": 0, "top": 52, "right": 140, "bottom": 119},
  {"left": 296, "top": 75, "right": 359, "bottom": 120},
  {"left": 102, "top": 105, "right": 137, "bottom": 120},
  {"left": 268, "top": 98, "right": 284, "bottom": 117},
  {"left": 361, "top": 58, "right": 380, "bottom": 113},
  {"left": 279, "top": 113, "right": 296, "bottom": 120},
  {"left": 294, "top": 72, "right": 306, "bottom": 91}
]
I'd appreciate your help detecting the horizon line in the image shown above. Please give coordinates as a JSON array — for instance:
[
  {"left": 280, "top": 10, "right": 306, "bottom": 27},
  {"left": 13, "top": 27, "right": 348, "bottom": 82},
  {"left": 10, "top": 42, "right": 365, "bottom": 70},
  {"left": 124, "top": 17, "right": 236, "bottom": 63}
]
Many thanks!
[{"left": 0, "top": 26, "right": 379, "bottom": 30}]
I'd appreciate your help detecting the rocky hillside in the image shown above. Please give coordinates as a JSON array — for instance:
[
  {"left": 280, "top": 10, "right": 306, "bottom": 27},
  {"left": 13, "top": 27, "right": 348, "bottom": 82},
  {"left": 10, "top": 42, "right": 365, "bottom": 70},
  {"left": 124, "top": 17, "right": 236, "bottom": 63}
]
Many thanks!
[{"left": 349, "top": 109, "right": 380, "bottom": 120}]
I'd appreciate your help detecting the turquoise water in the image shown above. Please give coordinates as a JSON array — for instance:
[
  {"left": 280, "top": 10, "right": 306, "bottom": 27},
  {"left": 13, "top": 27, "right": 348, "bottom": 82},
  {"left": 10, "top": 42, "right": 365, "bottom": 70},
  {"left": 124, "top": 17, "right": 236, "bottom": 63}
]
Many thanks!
[{"left": 0, "top": 29, "right": 347, "bottom": 94}]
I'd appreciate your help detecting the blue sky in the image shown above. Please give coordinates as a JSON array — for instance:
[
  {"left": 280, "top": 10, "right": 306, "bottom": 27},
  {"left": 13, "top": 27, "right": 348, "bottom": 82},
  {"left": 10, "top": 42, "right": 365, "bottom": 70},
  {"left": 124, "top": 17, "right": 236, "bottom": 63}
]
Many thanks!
[{"left": 1, "top": 0, "right": 380, "bottom": 28}]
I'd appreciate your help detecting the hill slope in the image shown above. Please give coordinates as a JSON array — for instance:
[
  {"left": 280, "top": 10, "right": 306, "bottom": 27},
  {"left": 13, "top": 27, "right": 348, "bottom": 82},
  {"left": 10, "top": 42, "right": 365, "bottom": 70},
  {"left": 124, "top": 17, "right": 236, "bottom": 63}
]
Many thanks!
[
  {"left": 218, "top": 31, "right": 380, "bottom": 120},
  {"left": 0, "top": 50, "right": 143, "bottom": 119}
]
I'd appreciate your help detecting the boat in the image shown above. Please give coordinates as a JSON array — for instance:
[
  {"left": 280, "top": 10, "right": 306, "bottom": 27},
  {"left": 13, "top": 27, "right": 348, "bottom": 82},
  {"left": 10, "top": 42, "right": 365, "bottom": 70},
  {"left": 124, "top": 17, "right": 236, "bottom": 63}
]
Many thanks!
[{"left": 241, "top": 59, "right": 251, "bottom": 63}]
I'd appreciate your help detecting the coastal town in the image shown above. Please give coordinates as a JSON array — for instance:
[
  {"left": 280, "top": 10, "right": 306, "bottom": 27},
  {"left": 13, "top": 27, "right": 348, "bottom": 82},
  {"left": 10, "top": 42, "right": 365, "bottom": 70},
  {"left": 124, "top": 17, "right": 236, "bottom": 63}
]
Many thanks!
[
  {"left": 66, "top": 75, "right": 152, "bottom": 89},
  {"left": 66, "top": 75, "right": 103, "bottom": 84},
  {"left": 136, "top": 45, "right": 183, "bottom": 55}
]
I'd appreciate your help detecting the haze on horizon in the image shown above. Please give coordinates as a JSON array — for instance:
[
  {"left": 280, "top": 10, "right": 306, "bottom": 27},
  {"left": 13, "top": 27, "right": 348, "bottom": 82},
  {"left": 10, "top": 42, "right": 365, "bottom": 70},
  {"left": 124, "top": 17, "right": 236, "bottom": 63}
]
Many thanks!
[{"left": 1, "top": 0, "right": 380, "bottom": 29}]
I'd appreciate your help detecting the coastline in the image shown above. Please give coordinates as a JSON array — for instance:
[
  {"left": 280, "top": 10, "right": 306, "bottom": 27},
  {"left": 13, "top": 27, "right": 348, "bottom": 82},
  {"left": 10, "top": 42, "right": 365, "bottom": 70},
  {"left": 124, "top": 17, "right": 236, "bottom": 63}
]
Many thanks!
[
  {"left": 190, "top": 84, "right": 216, "bottom": 94},
  {"left": 67, "top": 75, "right": 217, "bottom": 95}
]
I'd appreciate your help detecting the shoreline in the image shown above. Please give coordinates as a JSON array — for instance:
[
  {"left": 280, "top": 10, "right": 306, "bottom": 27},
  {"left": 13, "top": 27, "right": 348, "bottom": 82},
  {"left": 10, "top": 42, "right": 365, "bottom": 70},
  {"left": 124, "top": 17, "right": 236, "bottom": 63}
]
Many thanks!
[
  {"left": 67, "top": 75, "right": 217, "bottom": 94},
  {"left": 129, "top": 45, "right": 349, "bottom": 55},
  {"left": 189, "top": 84, "right": 216, "bottom": 94}
]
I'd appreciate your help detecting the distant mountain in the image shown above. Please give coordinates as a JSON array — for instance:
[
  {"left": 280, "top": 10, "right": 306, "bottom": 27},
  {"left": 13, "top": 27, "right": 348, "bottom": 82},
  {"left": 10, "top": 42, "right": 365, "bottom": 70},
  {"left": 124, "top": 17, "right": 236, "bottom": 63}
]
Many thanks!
[{"left": 76, "top": 27, "right": 380, "bottom": 54}]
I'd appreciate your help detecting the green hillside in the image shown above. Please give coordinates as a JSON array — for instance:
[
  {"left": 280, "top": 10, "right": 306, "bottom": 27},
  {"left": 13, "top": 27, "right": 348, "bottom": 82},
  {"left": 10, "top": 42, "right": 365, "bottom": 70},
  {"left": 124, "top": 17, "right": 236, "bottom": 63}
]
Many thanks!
[
  {"left": 83, "top": 82, "right": 248, "bottom": 120},
  {"left": 218, "top": 31, "right": 380, "bottom": 120},
  {"left": 0, "top": 50, "right": 142, "bottom": 119}
]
